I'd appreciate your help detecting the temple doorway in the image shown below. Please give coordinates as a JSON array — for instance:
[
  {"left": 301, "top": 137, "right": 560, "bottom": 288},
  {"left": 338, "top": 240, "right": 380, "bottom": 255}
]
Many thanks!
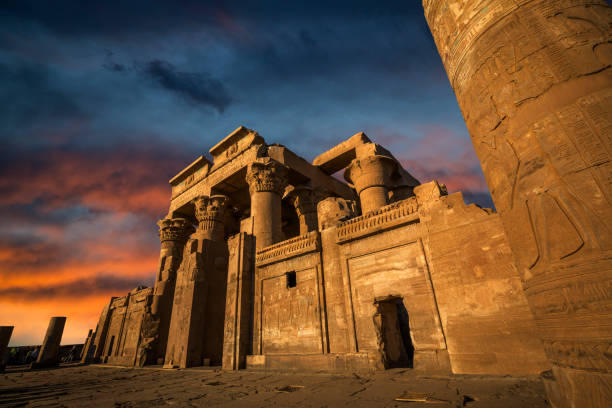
[{"left": 373, "top": 296, "right": 414, "bottom": 368}]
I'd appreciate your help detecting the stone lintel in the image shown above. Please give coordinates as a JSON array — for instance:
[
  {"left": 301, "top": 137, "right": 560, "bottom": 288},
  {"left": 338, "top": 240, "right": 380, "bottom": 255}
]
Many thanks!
[
  {"left": 169, "top": 156, "right": 211, "bottom": 186},
  {"left": 312, "top": 132, "right": 372, "bottom": 175},
  {"left": 209, "top": 126, "right": 265, "bottom": 167},
  {"left": 268, "top": 145, "right": 355, "bottom": 201}
]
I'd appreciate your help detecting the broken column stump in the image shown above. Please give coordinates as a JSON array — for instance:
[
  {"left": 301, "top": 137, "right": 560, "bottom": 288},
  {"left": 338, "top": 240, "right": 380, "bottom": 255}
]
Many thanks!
[
  {"left": 32, "top": 316, "right": 66, "bottom": 368},
  {"left": 0, "top": 326, "right": 14, "bottom": 372}
]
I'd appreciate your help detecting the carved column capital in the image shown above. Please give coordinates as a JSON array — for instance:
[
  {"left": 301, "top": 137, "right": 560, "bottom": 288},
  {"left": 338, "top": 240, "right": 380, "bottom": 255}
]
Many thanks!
[
  {"left": 157, "top": 218, "right": 195, "bottom": 244},
  {"left": 344, "top": 155, "right": 397, "bottom": 195},
  {"left": 192, "top": 195, "right": 228, "bottom": 238},
  {"left": 246, "top": 159, "right": 288, "bottom": 196},
  {"left": 284, "top": 185, "right": 321, "bottom": 216}
]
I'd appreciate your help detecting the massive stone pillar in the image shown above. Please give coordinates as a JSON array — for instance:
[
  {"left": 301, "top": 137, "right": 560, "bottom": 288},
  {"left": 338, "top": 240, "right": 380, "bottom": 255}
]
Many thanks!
[
  {"left": 0, "top": 326, "right": 13, "bottom": 372},
  {"left": 345, "top": 155, "right": 396, "bottom": 214},
  {"left": 33, "top": 317, "right": 66, "bottom": 368},
  {"left": 422, "top": 1, "right": 612, "bottom": 406},
  {"left": 222, "top": 232, "right": 254, "bottom": 370},
  {"left": 246, "top": 159, "right": 288, "bottom": 249},
  {"left": 285, "top": 185, "right": 320, "bottom": 234},
  {"left": 164, "top": 195, "right": 228, "bottom": 368},
  {"left": 150, "top": 217, "right": 194, "bottom": 363}
]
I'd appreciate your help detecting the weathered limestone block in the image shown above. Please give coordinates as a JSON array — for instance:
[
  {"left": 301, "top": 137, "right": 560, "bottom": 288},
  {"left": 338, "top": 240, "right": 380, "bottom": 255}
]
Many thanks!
[
  {"left": 317, "top": 196, "right": 357, "bottom": 230},
  {"left": 423, "top": 1, "right": 612, "bottom": 406},
  {"left": 32, "top": 317, "right": 66, "bottom": 368},
  {"left": 0, "top": 326, "right": 13, "bottom": 372},
  {"left": 246, "top": 158, "right": 288, "bottom": 249}
]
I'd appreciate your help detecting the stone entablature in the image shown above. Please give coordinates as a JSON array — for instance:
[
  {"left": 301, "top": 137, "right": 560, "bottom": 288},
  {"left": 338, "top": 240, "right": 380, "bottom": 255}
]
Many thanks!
[
  {"left": 255, "top": 231, "right": 321, "bottom": 267},
  {"left": 336, "top": 197, "right": 419, "bottom": 243},
  {"left": 209, "top": 126, "right": 265, "bottom": 171},
  {"left": 170, "top": 156, "right": 211, "bottom": 200}
]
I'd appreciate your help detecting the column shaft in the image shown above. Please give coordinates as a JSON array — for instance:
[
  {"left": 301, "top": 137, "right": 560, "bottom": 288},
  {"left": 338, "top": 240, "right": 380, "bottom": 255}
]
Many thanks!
[
  {"left": 246, "top": 159, "right": 288, "bottom": 250},
  {"left": 33, "top": 316, "right": 66, "bottom": 368},
  {"left": 423, "top": 1, "right": 612, "bottom": 406},
  {"left": 252, "top": 191, "right": 282, "bottom": 248},
  {"left": 0, "top": 326, "right": 13, "bottom": 371}
]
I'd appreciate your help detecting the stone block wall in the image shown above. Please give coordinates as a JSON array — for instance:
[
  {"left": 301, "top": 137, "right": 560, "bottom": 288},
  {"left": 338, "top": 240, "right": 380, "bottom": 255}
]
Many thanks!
[{"left": 416, "top": 184, "right": 550, "bottom": 375}]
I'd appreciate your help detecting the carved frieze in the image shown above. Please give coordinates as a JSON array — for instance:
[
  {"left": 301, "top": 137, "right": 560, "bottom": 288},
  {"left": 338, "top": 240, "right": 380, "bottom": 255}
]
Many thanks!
[
  {"left": 336, "top": 197, "right": 419, "bottom": 243},
  {"left": 255, "top": 230, "right": 321, "bottom": 266}
]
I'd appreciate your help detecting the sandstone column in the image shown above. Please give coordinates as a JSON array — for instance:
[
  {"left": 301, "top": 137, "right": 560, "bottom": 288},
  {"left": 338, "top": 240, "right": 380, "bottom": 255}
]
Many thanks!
[
  {"left": 285, "top": 185, "right": 320, "bottom": 234},
  {"left": 422, "top": 1, "right": 612, "bottom": 407},
  {"left": 33, "top": 316, "right": 66, "bottom": 368},
  {"left": 0, "top": 326, "right": 14, "bottom": 372},
  {"left": 246, "top": 159, "right": 288, "bottom": 249},
  {"left": 345, "top": 155, "right": 396, "bottom": 213},
  {"left": 164, "top": 195, "right": 229, "bottom": 368},
  {"left": 150, "top": 217, "right": 194, "bottom": 363}
]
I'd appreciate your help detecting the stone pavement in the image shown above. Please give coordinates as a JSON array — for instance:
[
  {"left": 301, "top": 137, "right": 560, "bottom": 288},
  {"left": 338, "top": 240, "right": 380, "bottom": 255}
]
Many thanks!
[{"left": 0, "top": 364, "right": 549, "bottom": 407}]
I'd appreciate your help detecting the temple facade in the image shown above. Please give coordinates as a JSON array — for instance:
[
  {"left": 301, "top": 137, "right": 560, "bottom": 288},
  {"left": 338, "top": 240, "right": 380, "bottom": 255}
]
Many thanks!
[{"left": 85, "top": 126, "right": 550, "bottom": 375}]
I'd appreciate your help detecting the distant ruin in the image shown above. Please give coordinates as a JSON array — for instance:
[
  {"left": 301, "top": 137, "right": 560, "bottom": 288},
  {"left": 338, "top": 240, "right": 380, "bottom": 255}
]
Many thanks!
[{"left": 83, "top": 126, "right": 550, "bottom": 376}]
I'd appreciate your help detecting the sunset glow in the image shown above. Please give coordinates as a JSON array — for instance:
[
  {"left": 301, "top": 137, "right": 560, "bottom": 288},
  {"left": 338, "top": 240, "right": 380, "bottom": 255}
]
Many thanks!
[{"left": 0, "top": 1, "right": 492, "bottom": 346}]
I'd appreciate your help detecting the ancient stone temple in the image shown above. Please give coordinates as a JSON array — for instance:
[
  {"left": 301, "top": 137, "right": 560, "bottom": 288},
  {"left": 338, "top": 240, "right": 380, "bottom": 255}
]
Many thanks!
[{"left": 86, "top": 126, "right": 552, "bottom": 377}]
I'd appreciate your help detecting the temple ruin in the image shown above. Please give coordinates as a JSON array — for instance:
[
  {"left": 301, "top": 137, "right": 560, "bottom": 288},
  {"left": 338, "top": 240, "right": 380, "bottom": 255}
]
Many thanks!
[{"left": 84, "top": 126, "right": 551, "bottom": 376}]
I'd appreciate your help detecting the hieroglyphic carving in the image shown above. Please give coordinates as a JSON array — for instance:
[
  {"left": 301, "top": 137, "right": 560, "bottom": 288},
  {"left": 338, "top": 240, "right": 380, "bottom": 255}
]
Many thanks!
[
  {"left": 542, "top": 340, "right": 612, "bottom": 372},
  {"left": 424, "top": 0, "right": 612, "bottom": 405}
]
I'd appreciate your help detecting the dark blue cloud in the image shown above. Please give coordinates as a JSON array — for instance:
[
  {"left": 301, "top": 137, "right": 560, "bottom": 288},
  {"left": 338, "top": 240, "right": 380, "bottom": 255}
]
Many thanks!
[{"left": 141, "top": 59, "right": 232, "bottom": 113}]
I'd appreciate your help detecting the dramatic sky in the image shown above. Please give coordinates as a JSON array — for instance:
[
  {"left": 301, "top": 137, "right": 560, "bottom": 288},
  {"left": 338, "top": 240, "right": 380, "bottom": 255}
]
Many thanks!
[{"left": 0, "top": 1, "right": 493, "bottom": 346}]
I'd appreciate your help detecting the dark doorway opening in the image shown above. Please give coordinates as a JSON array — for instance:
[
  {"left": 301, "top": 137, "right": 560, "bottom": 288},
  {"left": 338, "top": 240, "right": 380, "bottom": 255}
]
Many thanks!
[{"left": 373, "top": 296, "right": 414, "bottom": 368}]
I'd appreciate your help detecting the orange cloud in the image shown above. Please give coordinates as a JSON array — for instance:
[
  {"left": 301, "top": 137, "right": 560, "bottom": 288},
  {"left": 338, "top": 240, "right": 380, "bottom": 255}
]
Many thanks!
[{"left": 0, "top": 144, "right": 192, "bottom": 345}]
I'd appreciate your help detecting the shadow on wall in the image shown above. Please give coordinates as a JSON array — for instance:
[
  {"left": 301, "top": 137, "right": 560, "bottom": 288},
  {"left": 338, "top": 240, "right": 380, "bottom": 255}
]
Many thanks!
[{"left": 397, "top": 301, "right": 415, "bottom": 369}]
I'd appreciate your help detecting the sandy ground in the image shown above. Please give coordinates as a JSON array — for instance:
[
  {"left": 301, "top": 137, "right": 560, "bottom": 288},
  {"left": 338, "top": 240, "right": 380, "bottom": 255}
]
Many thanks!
[{"left": 0, "top": 364, "right": 549, "bottom": 407}]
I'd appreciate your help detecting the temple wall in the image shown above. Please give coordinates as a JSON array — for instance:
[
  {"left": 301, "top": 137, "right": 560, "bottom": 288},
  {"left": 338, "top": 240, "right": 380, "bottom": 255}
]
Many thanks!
[
  {"left": 252, "top": 232, "right": 325, "bottom": 356},
  {"left": 335, "top": 198, "right": 448, "bottom": 371},
  {"left": 259, "top": 254, "right": 323, "bottom": 354},
  {"left": 245, "top": 192, "right": 548, "bottom": 374},
  {"left": 107, "top": 288, "right": 152, "bottom": 366},
  {"left": 102, "top": 296, "right": 128, "bottom": 362},
  {"left": 416, "top": 185, "right": 550, "bottom": 375}
]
